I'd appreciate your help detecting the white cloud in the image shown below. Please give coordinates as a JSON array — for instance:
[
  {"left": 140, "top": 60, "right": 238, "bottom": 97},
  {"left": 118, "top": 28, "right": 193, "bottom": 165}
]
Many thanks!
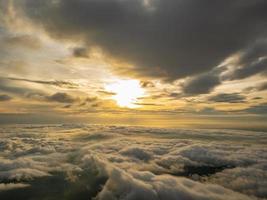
[
  {"left": 87, "top": 156, "right": 250, "bottom": 200},
  {"left": 0, "top": 125, "right": 266, "bottom": 199},
  {"left": 209, "top": 165, "right": 267, "bottom": 198}
]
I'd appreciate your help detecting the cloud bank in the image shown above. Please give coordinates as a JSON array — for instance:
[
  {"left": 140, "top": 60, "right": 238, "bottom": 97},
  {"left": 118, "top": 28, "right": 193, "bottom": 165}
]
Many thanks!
[{"left": 0, "top": 125, "right": 266, "bottom": 199}]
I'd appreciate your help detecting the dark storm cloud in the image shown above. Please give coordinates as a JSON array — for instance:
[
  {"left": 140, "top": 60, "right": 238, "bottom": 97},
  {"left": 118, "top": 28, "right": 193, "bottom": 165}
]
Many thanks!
[
  {"left": 8, "top": 77, "right": 79, "bottom": 89},
  {"left": 208, "top": 93, "right": 246, "bottom": 103},
  {"left": 238, "top": 40, "right": 267, "bottom": 66},
  {"left": 225, "top": 40, "right": 267, "bottom": 80},
  {"left": 182, "top": 73, "right": 221, "bottom": 95},
  {"left": 15, "top": 0, "right": 267, "bottom": 80},
  {"left": 46, "top": 92, "right": 77, "bottom": 103},
  {"left": 0, "top": 94, "right": 12, "bottom": 101}
]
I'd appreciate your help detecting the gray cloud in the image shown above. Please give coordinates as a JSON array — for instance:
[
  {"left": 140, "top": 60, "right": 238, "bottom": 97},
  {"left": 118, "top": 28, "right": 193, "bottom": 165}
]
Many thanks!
[
  {"left": 246, "top": 82, "right": 267, "bottom": 92},
  {"left": 72, "top": 47, "right": 89, "bottom": 58},
  {"left": 239, "top": 40, "right": 267, "bottom": 65},
  {"left": 46, "top": 92, "right": 77, "bottom": 103},
  {"left": 140, "top": 81, "right": 155, "bottom": 88},
  {"left": 229, "top": 58, "right": 267, "bottom": 80},
  {"left": 246, "top": 103, "right": 267, "bottom": 114},
  {"left": 182, "top": 73, "right": 221, "bottom": 95},
  {"left": 8, "top": 77, "right": 79, "bottom": 89},
  {"left": 256, "top": 82, "right": 267, "bottom": 91},
  {"left": 0, "top": 94, "right": 12, "bottom": 101},
  {"left": 120, "top": 147, "right": 152, "bottom": 161},
  {"left": 12, "top": 0, "right": 267, "bottom": 80},
  {"left": 208, "top": 93, "right": 246, "bottom": 103},
  {"left": 225, "top": 40, "right": 267, "bottom": 80},
  {"left": 78, "top": 97, "right": 99, "bottom": 107},
  {"left": 0, "top": 76, "right": 97, "bottom": 108},
  {"left": 0, "top": 77, "right": 34, "bottom": 95}
]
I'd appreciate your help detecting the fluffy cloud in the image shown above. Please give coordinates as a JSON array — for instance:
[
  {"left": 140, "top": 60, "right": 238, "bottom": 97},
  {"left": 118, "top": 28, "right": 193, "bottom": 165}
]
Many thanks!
[
  {"left": 0, "top": 125, "right": 266, "bottom": 199},
  {"left": 209, "top": 165, "right": 267, "bottom": 198},
  {"left": 91, "top": 157, "right": 250, "bottom": 200},
  {"left": 120, "top": 147, "right": 153, "bottom": 161},
  {"left": 6, "top": 0, "right": 267, "bottom": 80}
]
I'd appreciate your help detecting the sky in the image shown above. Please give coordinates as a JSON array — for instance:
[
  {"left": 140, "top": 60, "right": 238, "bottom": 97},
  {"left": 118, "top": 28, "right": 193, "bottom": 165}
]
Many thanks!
[{"left": 0, "top": 0, "right": 267, "bottom": 129}]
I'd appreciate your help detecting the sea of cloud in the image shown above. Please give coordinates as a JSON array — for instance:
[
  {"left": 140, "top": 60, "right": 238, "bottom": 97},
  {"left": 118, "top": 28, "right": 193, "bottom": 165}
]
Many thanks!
[{"left": 0, "top": 124, "right": 266, "bottom": 200}]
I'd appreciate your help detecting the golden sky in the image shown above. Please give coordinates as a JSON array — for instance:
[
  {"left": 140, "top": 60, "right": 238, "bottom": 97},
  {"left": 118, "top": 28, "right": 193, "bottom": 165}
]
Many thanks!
[{"left": 0, "top": 0, "right": 267, "bottom": 129}]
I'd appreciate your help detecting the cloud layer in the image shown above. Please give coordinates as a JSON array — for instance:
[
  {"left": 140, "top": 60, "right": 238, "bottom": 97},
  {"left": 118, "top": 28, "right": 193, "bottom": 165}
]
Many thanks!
[
  {"left": 0, "top": 125, "right": 266, "bottom": 199},
  {"left": 9, "top": 0, "right": 267, "bottom": 80}
]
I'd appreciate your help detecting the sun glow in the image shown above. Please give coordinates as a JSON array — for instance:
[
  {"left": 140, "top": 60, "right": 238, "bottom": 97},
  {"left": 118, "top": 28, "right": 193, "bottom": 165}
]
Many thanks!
[{"left": 105, "top": 80, "right": 144, "bottom": 108}]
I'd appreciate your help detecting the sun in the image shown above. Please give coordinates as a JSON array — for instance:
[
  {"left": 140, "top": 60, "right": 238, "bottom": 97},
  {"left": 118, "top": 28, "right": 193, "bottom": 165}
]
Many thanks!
[{"left": 105, "top": 79, "right": 144, "bottom": 108}]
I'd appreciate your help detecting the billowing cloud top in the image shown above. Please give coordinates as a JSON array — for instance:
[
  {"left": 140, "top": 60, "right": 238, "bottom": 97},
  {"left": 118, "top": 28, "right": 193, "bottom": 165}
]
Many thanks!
[{"left": 0, "top": 125, "right": 266, "bottom": 199}]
